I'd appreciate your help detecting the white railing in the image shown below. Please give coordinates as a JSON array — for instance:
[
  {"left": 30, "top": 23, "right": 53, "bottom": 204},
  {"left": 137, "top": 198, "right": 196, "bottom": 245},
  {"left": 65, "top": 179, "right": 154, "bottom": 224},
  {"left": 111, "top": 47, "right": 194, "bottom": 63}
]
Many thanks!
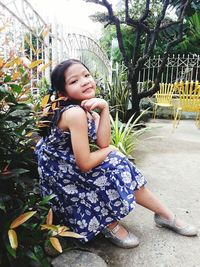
[{"left": 138, "top": 54, "right": 200, "bottom": 91}]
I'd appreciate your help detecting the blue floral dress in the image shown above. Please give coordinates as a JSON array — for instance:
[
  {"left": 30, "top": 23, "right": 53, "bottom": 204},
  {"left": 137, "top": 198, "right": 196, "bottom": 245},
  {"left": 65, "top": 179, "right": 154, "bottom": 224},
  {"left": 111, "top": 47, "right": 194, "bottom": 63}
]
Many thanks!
[{"left": 35, "top": 105, "right": 147, "bottom": 242}]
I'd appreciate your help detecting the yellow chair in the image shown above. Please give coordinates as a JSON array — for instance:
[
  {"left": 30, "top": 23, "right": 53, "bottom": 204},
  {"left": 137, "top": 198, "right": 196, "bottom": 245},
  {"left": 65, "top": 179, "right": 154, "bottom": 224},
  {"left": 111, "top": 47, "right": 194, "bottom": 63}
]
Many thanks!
[
  {"left": 173, "top": 81, "right": 200, "bottom": 128},
  {"left": 152, "top": 83, "right": 175, "bottom": 119}
]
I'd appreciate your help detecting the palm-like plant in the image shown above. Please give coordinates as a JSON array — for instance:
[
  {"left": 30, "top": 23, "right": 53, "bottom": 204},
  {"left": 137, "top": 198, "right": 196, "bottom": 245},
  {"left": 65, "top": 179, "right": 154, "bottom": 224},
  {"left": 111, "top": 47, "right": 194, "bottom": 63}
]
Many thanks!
[
  {"left": 110, "top": 109, "right": 150, "bottom": 159},
  {"left": 105, "top": 64, "right": 129, "bottom": 122}
]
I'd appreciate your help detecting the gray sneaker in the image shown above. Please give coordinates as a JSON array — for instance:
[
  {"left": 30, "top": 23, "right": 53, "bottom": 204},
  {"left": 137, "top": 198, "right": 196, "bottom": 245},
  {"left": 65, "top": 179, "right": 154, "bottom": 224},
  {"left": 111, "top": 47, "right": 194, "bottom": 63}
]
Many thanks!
[
  {"left": 102, "top": 223, "right": 139, "bottom": 248},
  {"left": 154, "top": 213, "right": 198, "bottom": 236}
]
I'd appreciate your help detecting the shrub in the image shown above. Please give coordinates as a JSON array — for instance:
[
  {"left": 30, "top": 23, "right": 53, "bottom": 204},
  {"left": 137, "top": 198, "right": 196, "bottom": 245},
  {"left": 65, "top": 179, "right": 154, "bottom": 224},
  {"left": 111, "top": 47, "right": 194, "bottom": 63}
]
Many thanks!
[
  {"left": 105, "top": 64, "right": 130, "bottom": 122},
  {"left": 110, "top": 109, "right": 150, "bottom": 159}
]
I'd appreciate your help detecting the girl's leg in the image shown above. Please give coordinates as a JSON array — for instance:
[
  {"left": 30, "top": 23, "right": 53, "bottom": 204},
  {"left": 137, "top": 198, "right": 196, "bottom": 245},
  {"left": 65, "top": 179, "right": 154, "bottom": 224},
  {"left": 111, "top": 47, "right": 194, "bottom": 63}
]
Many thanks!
[
  {"left": 135, "top": 186, "right": 185, "bottom": 227},
  {"left": 107, "top": 185, "right": 180, "bottom": 237},
  {"left": 107, "top": 185, "right": 182, "bottom": 235}
]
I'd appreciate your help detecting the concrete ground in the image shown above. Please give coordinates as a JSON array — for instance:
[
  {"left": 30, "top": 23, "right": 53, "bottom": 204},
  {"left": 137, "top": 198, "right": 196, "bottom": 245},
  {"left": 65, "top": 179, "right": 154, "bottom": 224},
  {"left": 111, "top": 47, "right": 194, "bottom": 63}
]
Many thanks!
[{"left": 85, "top": 119, "right": 200, "bottom": 267}]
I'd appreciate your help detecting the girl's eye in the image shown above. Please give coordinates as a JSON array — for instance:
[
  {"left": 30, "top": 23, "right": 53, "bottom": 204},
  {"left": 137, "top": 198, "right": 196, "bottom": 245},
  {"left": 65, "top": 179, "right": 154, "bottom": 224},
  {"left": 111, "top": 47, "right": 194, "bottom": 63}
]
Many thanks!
[
  {"left": 85, "top": 73, "right": 90, "bottom": 77},
  {"left": 70, "top": 80, "right": 78, "bottom": 84}
]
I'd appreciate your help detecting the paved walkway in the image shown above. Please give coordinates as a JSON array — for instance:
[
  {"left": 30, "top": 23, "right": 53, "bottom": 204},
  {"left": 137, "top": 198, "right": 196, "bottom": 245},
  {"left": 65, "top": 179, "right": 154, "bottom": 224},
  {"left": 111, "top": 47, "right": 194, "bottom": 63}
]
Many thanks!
[{"left": 85, "top": 119, "right": 200, "bottom": 267}]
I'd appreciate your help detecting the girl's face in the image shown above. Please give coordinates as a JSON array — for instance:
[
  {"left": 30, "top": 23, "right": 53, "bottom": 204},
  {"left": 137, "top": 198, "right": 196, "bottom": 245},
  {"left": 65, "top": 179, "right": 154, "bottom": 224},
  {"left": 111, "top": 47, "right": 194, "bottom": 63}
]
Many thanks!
[{"left": 64, "top": 63, "right": 96, "bottom": 101}]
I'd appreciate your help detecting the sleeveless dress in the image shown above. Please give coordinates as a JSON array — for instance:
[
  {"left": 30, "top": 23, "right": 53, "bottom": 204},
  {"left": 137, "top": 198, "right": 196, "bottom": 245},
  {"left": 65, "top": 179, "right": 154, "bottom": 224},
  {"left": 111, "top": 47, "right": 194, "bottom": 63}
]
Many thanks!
[{"left": 35, "top": 105, "right": 147, "bottom": 242}]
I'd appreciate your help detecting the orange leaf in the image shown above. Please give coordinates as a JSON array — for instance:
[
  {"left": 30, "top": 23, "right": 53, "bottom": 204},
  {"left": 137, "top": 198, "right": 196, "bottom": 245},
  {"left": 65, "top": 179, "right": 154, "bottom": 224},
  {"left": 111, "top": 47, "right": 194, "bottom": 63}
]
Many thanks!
[
  {"left": 0, "top": 58, "right": 4, "bottom": 67},
  {"left": 25, "top": 131, "right": 33, "bottom": 137},
  {"left": 8, "top": 229, "right": 18, "bottom": 250},
  {"left": 10, "top": 211, "right": 37, "bottom": 229},
  {"left": 38, "top": 61, "right": 51, "bottom": 72},
  {"left": 4, "top": 57, "right": 21, "bottom": 68},
  {"left": 51, "top": 102, "right": 57, "bottom": 110},
  {"left": 41, "top": 94, "right": 50, "bottom": 108},
  {"left": 57, "top": 226, "right": 70, "bottom": 234},
  {"left": 42, "top": 25, "right": 51, "bottom": 38},
  {"left": 46, "top": 208, "right": 53, "bottom": 225},
  {"left": 58, "top": 231, "right": 84, "bottom": 238},
  {"left": 29, "top": 60, "right": 43, "bottom": 69},
  {"left": 49, "top": 237, "right": 62, "bottom": 253},
  {"left": 12, "top": 72, "right": 21, "bottom": 81},
  {"left": 35, "top": 48, "right": 42, "bottom": 55}
]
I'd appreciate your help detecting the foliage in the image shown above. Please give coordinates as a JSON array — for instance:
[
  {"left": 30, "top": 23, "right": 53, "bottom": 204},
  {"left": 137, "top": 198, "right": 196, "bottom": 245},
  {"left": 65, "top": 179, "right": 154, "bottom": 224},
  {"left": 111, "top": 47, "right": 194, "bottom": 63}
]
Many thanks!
[
  {"left": 0, "top": 57, "right": 38, "bottom": 172},
  {"left": 99, "top": 1, "right": 163, "bottom": 63},
  {"left": 0, "top": 184, "right": 52, "bottom": 267},
  {"left": 0, "top": 38, "right": 52, "bottom": 265},
  {"left": 110, "top": 109, "right": 150, "bottom": 159},
  {"left": 2, "top": 189, "right": 82, "bottom": 267},
  {"left": 29, "top": 76, "right": 50, "bottom": 113},
  {"left": 100, "top": 25, "right": 136, "bottom": 63},
  {"left": 172, "top": 10, "right": 200, "bottom": 55},
  {"left": 99, "top": 1, "right": 200, "bottom": 62},
  {"left": 0, "top": 53, "right": 42, "bottom": 266},
  {"left": 37, "top": 76, "right": 50, "bottom": 100},
  {"left": 104, "top": 63, "right": 129, "bottom": 121}
]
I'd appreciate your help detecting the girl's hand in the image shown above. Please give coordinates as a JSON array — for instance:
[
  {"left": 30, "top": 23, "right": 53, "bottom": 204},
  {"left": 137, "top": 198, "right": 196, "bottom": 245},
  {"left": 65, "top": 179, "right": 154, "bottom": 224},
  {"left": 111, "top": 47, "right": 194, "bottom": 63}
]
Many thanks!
[
  {"left": 81, "top": 98, "right": 108, "bottom": 112},
  {"left": 108, "top": 145, "right": 119, "bottom": 151},
  {"left": 104, "top": 145, "right": 119, "bottom": 155}
]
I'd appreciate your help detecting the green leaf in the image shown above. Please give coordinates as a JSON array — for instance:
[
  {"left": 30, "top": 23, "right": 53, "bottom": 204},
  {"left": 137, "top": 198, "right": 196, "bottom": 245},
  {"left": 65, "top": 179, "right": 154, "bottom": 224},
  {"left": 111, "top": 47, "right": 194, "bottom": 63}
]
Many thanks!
[
  {"left": 10, "top": 84, "right": 22, "bottom": 94},
  {"left": 39, "top": 194, "right": 57, "bottom": 205},
  {"left": 0, "top": 203, "right": 6, "bottom": 212},
  {"left": 26, "top": 250, "right": 40, "bottom": 262},
  {"left": 0, "top": 168, "right": 30, "bottom": 179},
  {"left": 4, "top": 75, "right": 12, "bottom": 83},
  {"left": 5, "top": 242, "right": 16, "bottom": 258},
  {"left": 110, "top": 109, "right": 150, "bottom": 157},
  {"left": 33, "top": 245, "right": 45, "bottom": 259}
]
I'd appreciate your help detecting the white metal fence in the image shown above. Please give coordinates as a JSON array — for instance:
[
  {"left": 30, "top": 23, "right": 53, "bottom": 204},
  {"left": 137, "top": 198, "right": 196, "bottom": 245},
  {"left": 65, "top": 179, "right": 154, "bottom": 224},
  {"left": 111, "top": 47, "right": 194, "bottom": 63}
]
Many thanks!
[{"left": 138, "top": 54, "right": 200, "bottom": 91}]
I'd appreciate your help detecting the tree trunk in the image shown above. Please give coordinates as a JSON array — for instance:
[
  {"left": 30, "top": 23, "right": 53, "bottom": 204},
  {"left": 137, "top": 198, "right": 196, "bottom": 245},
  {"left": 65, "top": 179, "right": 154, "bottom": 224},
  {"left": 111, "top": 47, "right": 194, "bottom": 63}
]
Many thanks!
[
  {"left": 126, "top": 94, "right": 141, "bottom": 122},
  {"left": 126, "top": 73, "right": 141, "bottom": 121}
]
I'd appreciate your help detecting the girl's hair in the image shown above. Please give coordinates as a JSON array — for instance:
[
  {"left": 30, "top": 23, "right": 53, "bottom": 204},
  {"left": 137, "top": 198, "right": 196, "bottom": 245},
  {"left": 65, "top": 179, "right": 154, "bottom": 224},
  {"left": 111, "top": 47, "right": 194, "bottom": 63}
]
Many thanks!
[{"left": 38, "top": 59, "right": 90, "bottom": 137}]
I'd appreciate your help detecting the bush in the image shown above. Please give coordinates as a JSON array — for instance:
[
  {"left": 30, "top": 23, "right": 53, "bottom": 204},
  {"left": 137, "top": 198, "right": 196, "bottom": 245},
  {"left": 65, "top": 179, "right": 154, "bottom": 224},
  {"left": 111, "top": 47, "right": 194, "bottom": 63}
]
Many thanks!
[
  {"left": 0, "top": 52, "right": 54, "bottom": 265},
  {"left": 110, "top": 109, "right": 151, "bottom": 159}
]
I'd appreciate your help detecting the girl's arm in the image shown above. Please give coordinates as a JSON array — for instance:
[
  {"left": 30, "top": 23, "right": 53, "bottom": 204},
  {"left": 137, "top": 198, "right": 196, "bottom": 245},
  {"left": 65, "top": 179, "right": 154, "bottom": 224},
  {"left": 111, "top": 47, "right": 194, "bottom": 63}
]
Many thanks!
[
  {"left": 81, "top": 98, "right": 111, "bottom": 148},
  {"left": 60, "top": 107, "right": 114, "bottom": 172}
]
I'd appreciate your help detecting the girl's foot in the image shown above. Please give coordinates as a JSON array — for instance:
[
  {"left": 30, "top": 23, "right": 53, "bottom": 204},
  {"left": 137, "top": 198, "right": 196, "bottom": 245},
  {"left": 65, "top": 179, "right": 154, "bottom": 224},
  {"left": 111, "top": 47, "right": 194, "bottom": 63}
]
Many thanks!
[
  {"left": 102, "top": 222, "right": 139, "bottom": 248},
  {"left": 154, "top": 213, "right": 198, "bottom": 236}
]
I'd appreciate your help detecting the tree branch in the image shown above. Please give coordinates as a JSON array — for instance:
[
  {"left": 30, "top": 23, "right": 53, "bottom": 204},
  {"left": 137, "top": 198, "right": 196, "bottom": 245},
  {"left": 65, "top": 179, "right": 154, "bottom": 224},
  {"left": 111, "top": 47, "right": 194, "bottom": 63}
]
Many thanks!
[
  {"left": 136, "top": 0, "right": 170, "bottom": 71},
  {"left": 139, "top": 0, "right": 150, "bottom": 22},
  {"left": 160, "top": 20, "right": 180, "bottom": 30},
  {"left": 125, "top": 0, "right": 129, "bottom": 21},
  {"left": 85, "top": 0, "right": 106, "bottom": 7},
  {"left": 138, "top": 0, "right": 191, "bottom": 99},
  {"left": 132, "top": 27, "right": 141, "bottom": 67},
  {"left": 85, "top": 0, "right": 129, "bottom": 64}
]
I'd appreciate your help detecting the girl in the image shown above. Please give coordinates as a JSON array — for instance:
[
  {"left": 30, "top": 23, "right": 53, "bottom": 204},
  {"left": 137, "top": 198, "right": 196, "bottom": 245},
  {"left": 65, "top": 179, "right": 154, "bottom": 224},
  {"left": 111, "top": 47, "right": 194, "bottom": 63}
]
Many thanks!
[{"left": 36, "top": 59, "right": 197, "bottom": 248}]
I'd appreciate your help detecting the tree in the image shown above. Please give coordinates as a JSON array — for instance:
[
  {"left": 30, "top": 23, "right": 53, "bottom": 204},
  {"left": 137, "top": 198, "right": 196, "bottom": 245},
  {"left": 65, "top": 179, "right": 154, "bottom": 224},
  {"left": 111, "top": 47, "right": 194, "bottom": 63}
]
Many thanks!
[
  {"left": 172, "top": 10, "right": 200, "bottom": 54},
  {"left": 85, "top": 0, "right": 194, "bottom": 119}
]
